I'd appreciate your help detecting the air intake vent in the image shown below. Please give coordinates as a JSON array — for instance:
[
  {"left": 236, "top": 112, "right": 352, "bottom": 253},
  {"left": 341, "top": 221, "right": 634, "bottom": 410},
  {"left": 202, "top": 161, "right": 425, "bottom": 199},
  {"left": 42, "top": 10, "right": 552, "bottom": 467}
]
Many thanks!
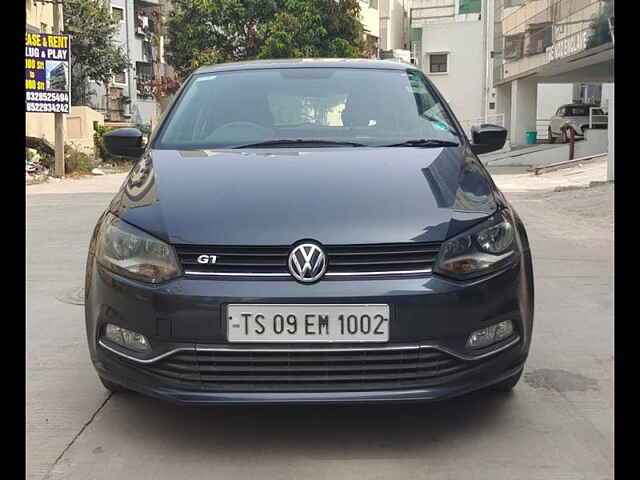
[
  {"left": 175, "top": 242, "right": 441, "bottom": 278},
  {"left": 126, "top": 344, "right": 484, "bottom": 392}
]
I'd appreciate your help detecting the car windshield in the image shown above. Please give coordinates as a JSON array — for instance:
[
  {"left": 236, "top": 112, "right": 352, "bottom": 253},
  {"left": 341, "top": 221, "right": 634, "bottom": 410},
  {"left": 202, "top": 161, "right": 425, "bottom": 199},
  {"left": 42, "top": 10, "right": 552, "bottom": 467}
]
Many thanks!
[{"left": 154, "top": 67, "right": 461, "bottom": 149}]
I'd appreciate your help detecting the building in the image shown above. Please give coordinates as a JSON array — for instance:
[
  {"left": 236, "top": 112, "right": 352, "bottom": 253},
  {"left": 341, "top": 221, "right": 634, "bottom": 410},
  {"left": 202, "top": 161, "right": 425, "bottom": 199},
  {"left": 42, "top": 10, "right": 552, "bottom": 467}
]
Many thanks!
[
  {"left": 360, "top": 1, "right": 382, "bottom": 57},
  {"left": 409, "top": 0, "right": 488, "bottom": 134},
  {"left": 379, "top": 0, "right": 410, "bottom": 52},
  {"left": 87, "top": 0, "right": 173, "bottom": 128},
  {"left": 492, "top": 0, "right": 614, "bottom": 154}
]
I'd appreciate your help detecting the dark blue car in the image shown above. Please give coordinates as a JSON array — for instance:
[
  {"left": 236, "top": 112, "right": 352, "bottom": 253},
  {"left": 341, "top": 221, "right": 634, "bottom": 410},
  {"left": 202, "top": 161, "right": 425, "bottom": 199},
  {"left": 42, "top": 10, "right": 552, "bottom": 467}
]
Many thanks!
[{"left": 86, "top": 59, "right": 534, "bottom": 404}]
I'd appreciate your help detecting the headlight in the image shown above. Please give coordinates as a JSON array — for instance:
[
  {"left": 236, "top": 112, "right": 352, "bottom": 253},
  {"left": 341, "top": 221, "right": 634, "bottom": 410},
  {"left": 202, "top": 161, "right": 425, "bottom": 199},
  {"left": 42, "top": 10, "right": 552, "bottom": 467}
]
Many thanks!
[
  {"left": 434, "top": 210, "right": 517, "bottom": 280},
  {"left": 95, "top": 212, "right": 181, "bottom": 283}
]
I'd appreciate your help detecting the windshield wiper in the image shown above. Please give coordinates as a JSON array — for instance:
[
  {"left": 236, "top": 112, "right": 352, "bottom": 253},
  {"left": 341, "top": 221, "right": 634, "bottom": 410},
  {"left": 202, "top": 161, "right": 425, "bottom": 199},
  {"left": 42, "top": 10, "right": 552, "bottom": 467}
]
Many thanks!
[
  {"left": 382, "top": 139, "right": 459, "bottom": 148},
  {"left": 232, "top": 139, "right": 366, "bottom": 149}
]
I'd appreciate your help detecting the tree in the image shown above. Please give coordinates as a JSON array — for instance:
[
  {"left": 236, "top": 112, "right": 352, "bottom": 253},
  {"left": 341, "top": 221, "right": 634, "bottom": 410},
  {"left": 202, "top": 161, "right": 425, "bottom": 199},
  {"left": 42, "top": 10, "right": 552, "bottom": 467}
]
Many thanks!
[
  {"left": 258, "top": 0, "right": 367, "bottom": 59},
  {"left": 586, "top": 0, "right": 614, "bottom": 49},
  {"left": 63, "top": 0, "right": 129, "bottom": 105},
  {"left": 166, "top": 0, "right": 368, "bottom": 79}
]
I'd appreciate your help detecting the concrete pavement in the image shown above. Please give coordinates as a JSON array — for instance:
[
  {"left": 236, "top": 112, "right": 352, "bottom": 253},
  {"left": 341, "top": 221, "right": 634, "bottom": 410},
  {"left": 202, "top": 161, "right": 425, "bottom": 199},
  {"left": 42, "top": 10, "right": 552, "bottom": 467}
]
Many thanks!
[
  {"left": 27, "top": 167, "right": 613, "bottom": 480},
  {"left": 26, "top": 172, "right": 127, "bottom": 195}
]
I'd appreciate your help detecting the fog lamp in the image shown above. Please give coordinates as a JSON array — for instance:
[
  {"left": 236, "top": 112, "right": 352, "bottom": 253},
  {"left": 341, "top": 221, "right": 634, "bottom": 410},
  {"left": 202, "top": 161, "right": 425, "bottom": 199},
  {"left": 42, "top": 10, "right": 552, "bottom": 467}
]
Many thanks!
[
  {"left": 104, "top": 324, "right": 151, "bottom": 352},
  {"left": 466, "top": 320, "right": 514, "bottom": 349}
]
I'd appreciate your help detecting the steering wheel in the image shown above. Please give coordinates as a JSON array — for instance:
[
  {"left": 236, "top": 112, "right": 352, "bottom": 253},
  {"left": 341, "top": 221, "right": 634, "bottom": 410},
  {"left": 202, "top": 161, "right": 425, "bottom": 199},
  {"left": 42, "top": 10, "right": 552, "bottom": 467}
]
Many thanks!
[{"left": 207, "top": 121, "right": 273, "bottom": 140}]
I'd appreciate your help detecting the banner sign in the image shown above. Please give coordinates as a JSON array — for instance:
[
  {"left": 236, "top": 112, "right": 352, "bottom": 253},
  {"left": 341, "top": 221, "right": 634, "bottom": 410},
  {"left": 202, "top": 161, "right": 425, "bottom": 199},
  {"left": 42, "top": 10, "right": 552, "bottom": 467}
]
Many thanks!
[
  {"left": 546, "top": 30, "right": 588, "bottom": 63},
  {"left": 25, "top": 33, "right": 71, "bottom": 113}
]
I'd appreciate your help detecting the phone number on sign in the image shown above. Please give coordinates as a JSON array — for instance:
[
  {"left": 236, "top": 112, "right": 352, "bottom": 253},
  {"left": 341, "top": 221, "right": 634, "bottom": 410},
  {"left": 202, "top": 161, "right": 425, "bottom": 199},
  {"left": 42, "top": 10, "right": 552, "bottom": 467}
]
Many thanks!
[
  {"left": 26, "top": 102, "right": 69, "bottom": 113},
  {"left": 26, "top": 91, "right": 69, "bottom": 103}
]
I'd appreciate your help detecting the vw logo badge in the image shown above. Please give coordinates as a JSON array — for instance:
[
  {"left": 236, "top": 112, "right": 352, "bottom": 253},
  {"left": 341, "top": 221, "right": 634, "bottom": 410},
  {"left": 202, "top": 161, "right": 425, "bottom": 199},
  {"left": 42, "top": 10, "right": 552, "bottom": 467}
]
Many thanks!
[{"left": 288, "top": 243, "right": 327, "bottom": 283}]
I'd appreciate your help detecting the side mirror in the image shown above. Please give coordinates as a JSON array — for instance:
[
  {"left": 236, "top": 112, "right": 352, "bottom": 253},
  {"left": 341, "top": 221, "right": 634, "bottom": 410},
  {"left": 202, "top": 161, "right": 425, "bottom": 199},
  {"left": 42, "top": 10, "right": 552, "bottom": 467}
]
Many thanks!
[
  {"left": 470, "top": 124, "right": 508, "bottom": 155},
  {"left": 103, "top": 128, "right": 145, "bottom": 159}
]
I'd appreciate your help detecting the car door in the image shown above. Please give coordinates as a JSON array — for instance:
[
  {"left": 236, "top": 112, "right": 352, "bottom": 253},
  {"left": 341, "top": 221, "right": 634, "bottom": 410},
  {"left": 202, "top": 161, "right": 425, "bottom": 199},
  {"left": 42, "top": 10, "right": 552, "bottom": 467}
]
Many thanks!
[{"left": 550, "top": 107, "right": 563, "bottom": 134}]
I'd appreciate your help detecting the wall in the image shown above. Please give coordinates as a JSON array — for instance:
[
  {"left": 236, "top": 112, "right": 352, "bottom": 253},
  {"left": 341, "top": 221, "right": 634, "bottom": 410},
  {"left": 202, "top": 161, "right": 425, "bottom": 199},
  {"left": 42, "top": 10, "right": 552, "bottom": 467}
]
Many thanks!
[
  {"left": 601, "top": 83, "right": 614, "bottom": 113},
  {"left": 536, "top": 83, "right": 573, "bottom": 138},
  {"left": 360, "top": 1, "right": 380, "bottom": 38},
  {"left": 510, "top": 77, "right": 537, "bottom": 145},
  {"left": 421, "top": 20, "right": 484, "bottom": 126},
  {"left": 485, "top": 0, "right": 496, "bottom": 118},
  {"left": 26, "top": 113, "right": 62, "bottom": 146},
  {"left": 606, "top": 84, "right": 613, "bottom": 180},
  {"left": 380, "top": 0, "right": 408, "bottom": 50},
  {"left": 66, "top": 106, "right": 105, "bottom": 156},
  {"left": 26, "top": 0, "right": 54, "bottom": 32}
]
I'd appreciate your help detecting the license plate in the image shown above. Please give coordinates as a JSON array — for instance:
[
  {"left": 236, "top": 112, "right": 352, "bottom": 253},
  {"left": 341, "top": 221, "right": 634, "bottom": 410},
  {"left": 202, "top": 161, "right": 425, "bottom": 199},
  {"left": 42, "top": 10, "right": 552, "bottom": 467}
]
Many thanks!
[{"left": 226, "top": 304, "right": 390, "bottom": 343}]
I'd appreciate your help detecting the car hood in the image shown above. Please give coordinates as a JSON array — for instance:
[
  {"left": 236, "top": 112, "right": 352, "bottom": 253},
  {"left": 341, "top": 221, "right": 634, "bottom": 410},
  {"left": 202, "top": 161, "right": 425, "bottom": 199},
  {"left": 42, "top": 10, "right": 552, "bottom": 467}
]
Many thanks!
[{"left": 109, "top": 147, "right": 498, "bottom": 246}]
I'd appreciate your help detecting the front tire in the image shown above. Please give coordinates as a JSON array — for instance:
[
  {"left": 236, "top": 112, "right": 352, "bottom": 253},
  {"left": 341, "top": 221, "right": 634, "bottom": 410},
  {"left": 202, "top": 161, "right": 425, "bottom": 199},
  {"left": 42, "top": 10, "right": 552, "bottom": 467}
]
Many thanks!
[
  {"left": 490, "top": 370, "right": 522, "bottom": 392},
  {"left": 548, "top": 127, "right": 556, "bottom": 144},
  {"left": 99, "top": 376, "right": 127, "bottom": 393}
]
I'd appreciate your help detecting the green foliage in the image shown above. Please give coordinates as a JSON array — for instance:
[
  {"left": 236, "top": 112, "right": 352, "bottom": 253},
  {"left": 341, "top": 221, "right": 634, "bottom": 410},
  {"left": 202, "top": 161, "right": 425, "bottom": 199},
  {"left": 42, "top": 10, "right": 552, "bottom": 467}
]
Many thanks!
[
  {"left": 93, "top": 124, "right": 114, "bottom": 163},
  {"left": 64, "top": 145, "right": 95, "bottom": 174},
  {"left": 63, "top": 0, "right": 130, "bottom": 105},
  {"left": 38, "top": 145, "right": 94, "bottom": 174},
  {"left": 586, "top": 0, "right": 613, "bottom": 49},
  {"left": 166, "top": 0, "right": 368, "bottom": 78}
]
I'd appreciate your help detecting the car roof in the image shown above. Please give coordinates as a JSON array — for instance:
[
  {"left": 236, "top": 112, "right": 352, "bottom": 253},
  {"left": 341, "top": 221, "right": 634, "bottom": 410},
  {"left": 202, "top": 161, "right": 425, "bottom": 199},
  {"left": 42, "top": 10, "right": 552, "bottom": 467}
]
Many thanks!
[{"left": 193, "top": 58, "right": 414, "bottom": 75}]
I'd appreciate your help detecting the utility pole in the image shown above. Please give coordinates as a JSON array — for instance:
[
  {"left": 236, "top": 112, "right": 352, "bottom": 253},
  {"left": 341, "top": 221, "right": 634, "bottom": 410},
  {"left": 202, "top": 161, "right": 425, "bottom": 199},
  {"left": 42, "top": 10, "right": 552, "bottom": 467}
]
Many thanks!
[
  {"left": 52, "top": 0, "right": 65, "bottom": 178},
  {"left": 481, "top": 0, "right": 488, "bottom": 123}
]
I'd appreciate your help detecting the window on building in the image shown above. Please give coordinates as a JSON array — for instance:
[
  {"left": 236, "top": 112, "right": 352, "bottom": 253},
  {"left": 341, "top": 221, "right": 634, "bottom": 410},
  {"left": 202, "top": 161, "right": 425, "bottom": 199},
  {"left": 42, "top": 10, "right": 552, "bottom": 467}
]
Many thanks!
[
  {"left": 136, "top": 62, "right": 154, "bottom": 100},
  {"left": 459, "top": 0, "right": 481, "bottom": 15},
  {"left": 112, "top": 6, "right": 124, "bottom": 23},
  {"left": 113, "top": 71, "right": 126, "bottom": 85},
  {"left": 504, "top": 33, "right": 524, "bottom": 60},
  {"left": 525, "top": 22, "right": 552, "bottom": 55},
  {"left": 428, "top": 54, "right": 448, "bottom": 74}
]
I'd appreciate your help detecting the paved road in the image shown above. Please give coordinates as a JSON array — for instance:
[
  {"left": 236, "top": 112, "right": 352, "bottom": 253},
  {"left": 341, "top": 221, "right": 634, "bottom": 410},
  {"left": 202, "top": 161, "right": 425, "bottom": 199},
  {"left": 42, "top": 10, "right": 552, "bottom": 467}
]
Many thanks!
[{"left": 27, "top": 171, "right": 613, "bottom": 480}]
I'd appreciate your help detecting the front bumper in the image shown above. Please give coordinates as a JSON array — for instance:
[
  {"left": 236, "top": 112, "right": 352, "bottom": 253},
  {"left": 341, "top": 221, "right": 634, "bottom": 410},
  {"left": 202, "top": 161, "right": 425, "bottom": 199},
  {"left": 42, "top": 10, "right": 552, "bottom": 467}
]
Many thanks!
[
  {"left": 94, "top": 342, "right": 525, "bottom": 404},
  {"left": 86, "top": 254, "right": 533, "bottom": 404}
]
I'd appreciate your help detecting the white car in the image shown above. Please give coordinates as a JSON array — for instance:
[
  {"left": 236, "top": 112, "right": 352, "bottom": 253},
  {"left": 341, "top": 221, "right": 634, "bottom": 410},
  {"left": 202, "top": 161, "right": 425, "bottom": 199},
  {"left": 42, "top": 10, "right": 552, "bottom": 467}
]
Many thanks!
[{"left": 548, "top": 104, "right": 608, "bottom": 143}]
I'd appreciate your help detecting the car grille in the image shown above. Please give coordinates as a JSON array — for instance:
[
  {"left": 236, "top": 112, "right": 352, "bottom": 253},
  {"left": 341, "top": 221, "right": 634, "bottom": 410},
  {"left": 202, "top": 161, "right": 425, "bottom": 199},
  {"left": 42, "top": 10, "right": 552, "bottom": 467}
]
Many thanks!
[
  {"left": 175, "top": 243, "right": 441, "bottom": 277},
  {"left": 129, "top": 345, "right": 486, "bottom": 392}
]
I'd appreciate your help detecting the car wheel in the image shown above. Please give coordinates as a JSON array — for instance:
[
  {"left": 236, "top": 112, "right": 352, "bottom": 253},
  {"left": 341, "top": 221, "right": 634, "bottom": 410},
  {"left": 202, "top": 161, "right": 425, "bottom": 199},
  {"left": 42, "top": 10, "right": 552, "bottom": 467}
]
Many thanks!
[
  {"left": 99, "top": 376, "right": 127, "bottom": 393},
  {"left": 548, "top": 127, "right": 556, "bottom": 144},
  {"left": 561, "top": 128, "right": 569, "bottom": 143},
  {"left": 490, "top": 370, "right": 522, "bottom": 392}
]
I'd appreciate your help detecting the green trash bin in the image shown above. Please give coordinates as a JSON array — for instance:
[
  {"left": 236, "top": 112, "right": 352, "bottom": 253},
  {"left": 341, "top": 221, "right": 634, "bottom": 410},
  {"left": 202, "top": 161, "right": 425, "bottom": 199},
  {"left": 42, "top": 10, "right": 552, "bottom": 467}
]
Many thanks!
[{"left": 526, "top": 131, "right": 537, "bottom": 144}]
